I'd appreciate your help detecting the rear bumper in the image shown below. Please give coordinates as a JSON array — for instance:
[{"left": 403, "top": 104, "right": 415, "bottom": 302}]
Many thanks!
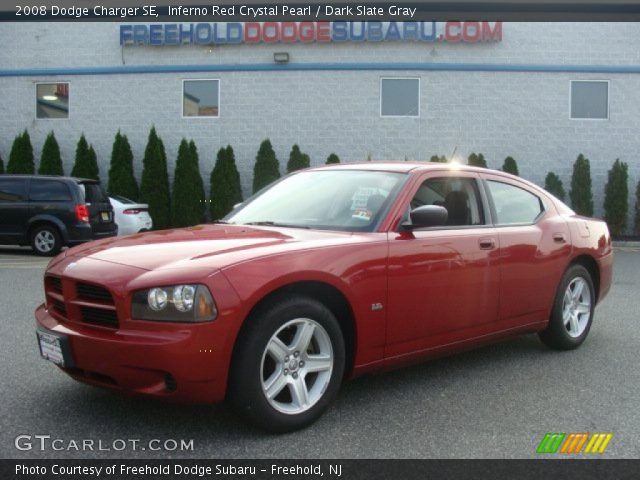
[
  {"left": 66, "top": 223, "right": 118, "bottom": 245},
  {"left": 35, "top": 304, "right": 231, "bottom": 403},
  {"left": 597, "top": 250, "right": 614, "bottom": 303}
]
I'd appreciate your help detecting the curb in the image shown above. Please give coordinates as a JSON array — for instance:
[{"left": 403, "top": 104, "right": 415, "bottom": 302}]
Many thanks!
[{"left": 612, "top": 241, "right": 640, "bottom": 247}]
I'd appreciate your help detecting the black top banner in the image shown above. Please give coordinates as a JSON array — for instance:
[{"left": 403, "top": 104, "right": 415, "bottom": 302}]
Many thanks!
[{"left": 4, "top": 1, "right": 640, "bottom": 21}]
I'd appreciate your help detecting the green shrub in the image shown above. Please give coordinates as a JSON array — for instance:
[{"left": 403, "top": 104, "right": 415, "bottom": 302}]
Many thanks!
[
  {"left": 71, "top": 134, "right": 99, "bottom": 180},
  {"left": 253, "top": 139, "right": 280, "bottom": 193},
  {"left": 7, "top": 130, "right": 35, "bottom": 174},
  {"left": 38, "top": 131, "right": 64, "bottom": 175},
  {"left": 0, "top": 154, "right": 4, "bottom": 173},
  {"left": 108, "top": 131, "right": 139, "bottom": 200},
  {"left": 569, "top": 154, "right": 594, "bottom": 216},
  {"left": 326, "top": 153, "right": 340, "bottom": 164},
  {"left": 287, "top": 144, "right": 310, "bottom": 173},
  {"left": 140, "top": 127, "right": 171, "bottom": 229},
  {"left": 210, "top": 145, "right": 243, "bottom": 220},
  {"left": 172, "top": 139, "right": 205, "bottom": 228},
  {"left": 544, "top": 172, "right": 566, "bottom": 201},
  {"left": 502, "top": 156, "right": 519, "bottom": 175},
  {"left": 603, "top": 159, "right": 629, "bottom": 236},
  {"left": 635, "top": 180, "right": 640, "bottom": 235},
  {"left": 429, "top": 155, "right": 447, "bottom": 163},
  {"left": 468, "top": 152, "right": 487, "bottom": 168},
  {"left": 189, "top": 140, "right": 206, "bottom": 223}
]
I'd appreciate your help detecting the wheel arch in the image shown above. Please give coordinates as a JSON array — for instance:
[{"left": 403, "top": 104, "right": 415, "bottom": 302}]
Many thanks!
[
  {"left": 230, "top": 280, "right": 357, "bottom": 381},
  {"left": 27, "top": 215, "right": 69, "bottom": 243},
  {"left": 568, "top": 254, "right": 600, "bottom": 301}
]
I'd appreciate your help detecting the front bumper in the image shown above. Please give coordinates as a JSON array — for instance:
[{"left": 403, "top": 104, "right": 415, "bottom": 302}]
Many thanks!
[{"left": 35, "top": 291, "right": 239, "bottom": 404}]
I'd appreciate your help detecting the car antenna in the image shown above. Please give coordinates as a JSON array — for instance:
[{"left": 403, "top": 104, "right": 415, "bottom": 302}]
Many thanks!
[{"left": 449, "top": 146, "right": 458, "bottom": 163}]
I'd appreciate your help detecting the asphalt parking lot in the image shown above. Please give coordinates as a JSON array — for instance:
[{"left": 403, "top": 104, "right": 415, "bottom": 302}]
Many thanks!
[{"left": 1, "top": 246, "right": 639, "bottom": 459}]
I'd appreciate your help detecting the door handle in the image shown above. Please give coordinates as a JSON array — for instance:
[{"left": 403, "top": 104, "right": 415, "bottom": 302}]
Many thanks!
[
  {"left": 553, "top": 233, "right": 567, "bottom": 243},
  {"left": 479, "top": 238, "right": 496, "bottom": 250}
]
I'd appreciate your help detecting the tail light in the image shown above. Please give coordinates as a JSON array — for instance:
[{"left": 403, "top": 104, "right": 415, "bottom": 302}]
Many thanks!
[
  {"left": 123, "top": 208, "right": 143, "bottom": 215},
  {"left": 75, "top": 204, "right": 89, "bottom": 223}
]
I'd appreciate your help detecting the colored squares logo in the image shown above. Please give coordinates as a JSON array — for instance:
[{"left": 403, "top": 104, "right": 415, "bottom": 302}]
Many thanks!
[{"left": 537, "top": 433, "right": 612, "bottom": 454}]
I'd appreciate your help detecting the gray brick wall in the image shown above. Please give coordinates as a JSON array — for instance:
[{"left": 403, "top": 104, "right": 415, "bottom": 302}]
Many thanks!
[{"left": 1, "top": 22, "right": 639, "bottom": 231}]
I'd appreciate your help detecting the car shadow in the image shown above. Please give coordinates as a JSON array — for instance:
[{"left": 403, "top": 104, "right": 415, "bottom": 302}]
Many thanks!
[{"left": 22, "top": 333, "right": 552, "bottom": 448}]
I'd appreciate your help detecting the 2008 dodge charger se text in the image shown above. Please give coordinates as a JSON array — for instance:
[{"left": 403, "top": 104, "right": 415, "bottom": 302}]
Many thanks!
[{"left": 35, "top": 163, "right": 613, "bottom": 432}]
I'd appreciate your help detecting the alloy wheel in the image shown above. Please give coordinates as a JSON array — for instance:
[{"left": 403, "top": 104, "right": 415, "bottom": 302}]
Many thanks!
[{"left": 260, "top": 318, "right": 334, "bottom": 415}]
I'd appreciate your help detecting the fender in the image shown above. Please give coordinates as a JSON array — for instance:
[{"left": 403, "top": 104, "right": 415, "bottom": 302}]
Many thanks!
[{"left": 26, "top": 214, "right": 70, "bottom": 243}]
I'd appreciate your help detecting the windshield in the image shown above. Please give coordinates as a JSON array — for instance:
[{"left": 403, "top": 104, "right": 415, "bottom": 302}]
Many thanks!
[{"left": 226, "top": 170, "right": 406, "bottom": 232}]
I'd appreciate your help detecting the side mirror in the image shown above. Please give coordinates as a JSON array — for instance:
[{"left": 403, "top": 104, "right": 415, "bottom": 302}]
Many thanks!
[{"left": 402, "top": 205, "right": 448, "bottom": 230}]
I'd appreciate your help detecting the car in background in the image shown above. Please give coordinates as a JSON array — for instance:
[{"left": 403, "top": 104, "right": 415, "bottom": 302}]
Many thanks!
[
  {"left": 109, "top": 195, "right": 152, "bottom": 236},
  {"left": 35, "top": 164, "right": 613, "bottom": 431},
  {"left": 0, "top": 175, "right": 117, "bottom": 255}
]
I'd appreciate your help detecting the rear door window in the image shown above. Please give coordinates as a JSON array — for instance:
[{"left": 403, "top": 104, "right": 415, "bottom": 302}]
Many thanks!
[
  {"left": 0, "top": 178, "right": 27, "bottom": 202},
  {"left": 487, "top": 180, "right": 544, "bottom": 225},
  {"left": 29, "top": 179, "right": 72, "bottom": 202}
]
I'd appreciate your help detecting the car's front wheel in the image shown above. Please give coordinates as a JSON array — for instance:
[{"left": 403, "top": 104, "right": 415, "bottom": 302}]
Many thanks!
[
  {"left": 539, "top": 264, "right": 595, "bottom": 350},
  {"left": 229, "top": 296, "right": 345, "bottom": 432}
]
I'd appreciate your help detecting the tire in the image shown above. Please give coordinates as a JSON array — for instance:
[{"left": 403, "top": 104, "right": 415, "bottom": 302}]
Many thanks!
[
  {"left": 30, "top": 224, "right": 62, "bottom": 256},
  {"left": 539, "top": 264, "right": 595, "bottom": 350},
  {"left": 228, "top": 296, "right": 345, "bottom": 433}
]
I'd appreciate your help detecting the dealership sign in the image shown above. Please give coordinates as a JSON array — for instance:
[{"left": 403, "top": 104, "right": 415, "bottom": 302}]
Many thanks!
[{"left": 119, "top": 22, "right": 502, "bottom": 46}]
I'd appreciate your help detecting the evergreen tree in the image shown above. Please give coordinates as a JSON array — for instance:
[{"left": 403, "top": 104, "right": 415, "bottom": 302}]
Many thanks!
[
  {"left": 210, "top": 145, "right": 243, "bottom": 220},
  {"left": 326, "top": 153, "right": 340, "bottom": 164},
  {"left": 189, "top": 140, "right": 206, "bottom": 223},
  {"left": 38, "top": 131, "right": 64, "bottom": 175},
  {"left": 544, "top": 172, "right": 566, "bottom": 201},
  {"left": 603, "top": 159, "right": 629, "bottom": 236},
  {"left": 253, "top": 139, "right": 280, "bottom": 193},
  {"left": 7, "top": 130, "right": 35, "bottom": 174},
  {"left": 140, "top": 127, "right": 171, "bottom": 229},
  {"left": 502, "top": 156, "right": 519, "bottom": 176},
  {"left": 287, "top": 144, "right": 310, "bottom": 173},
  {"left": 429, "top": 155, "right": 447, "bottom": 163},
  {"left": 108, "top": 131, "right": 139, "bottom": 200},
  {"left": 569, "top": 154, "right": 594, "bottom": 216},
  {"left": 468, "top": 152, "right": 487, "bottom": 168},
  {"left": 71, "top": 134, "right": 99, "bottom": 180},
  {"left": 172, "top": 139, "right": 205, "bottom": 227}
]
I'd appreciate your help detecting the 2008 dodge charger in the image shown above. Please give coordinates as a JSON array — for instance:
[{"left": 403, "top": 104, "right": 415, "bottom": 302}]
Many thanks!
[{"left": 35, "top": 163, "right": 613, "bottom": 432}]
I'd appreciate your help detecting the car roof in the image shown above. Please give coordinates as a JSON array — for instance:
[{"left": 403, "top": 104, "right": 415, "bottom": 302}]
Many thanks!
[
  {"left": 307, "top": 161, "right": 550, "bottom": 197},
  {"left": 0, "top": 174, "right": 98, "bottom": 183},
  {"left": 310, "top": 161, "right": 491, "bottom": 174}
]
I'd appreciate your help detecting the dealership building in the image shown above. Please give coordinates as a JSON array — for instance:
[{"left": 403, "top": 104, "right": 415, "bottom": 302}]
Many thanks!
[{"left": 0, "top": 21, "right": 639, "bottom": 228}]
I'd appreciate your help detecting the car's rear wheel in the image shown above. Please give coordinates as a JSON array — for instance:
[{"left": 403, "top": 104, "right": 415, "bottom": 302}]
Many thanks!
[
  {"left": 539, "top": 264, "right": 595, "bottom": 350},
  {"left": 229, "top": 296, "right": 345, "bottom": 433},
  {"left": 30, "top": 224, "right": 62, "bottom": 256}
]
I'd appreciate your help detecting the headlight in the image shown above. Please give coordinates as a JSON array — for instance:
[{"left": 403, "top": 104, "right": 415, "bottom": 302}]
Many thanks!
[{"left": 132, "top": 284, "right": 217, "bottom": 322}]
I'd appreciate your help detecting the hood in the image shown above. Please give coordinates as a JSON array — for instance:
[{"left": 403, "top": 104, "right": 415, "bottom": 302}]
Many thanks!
[{"left": 66, "top": 224, "right": 354, "bottom": 271}]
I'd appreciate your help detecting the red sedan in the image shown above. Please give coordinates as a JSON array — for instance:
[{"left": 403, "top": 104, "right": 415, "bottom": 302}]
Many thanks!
[{"left": 35, "top": 163, "right": 613, "bottom": 432}]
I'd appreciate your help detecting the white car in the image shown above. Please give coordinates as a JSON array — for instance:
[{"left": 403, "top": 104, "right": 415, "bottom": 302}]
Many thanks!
[{"left": 109, "top": 195, "right": 153, "bottom": 236}]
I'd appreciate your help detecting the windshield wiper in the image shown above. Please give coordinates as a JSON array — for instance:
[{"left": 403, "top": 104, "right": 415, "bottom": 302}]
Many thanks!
[
  {"left": 211, "top": 220, "right": 234, "bottom": 225},
  {"left": 243, "top": 221, "right": 310, "bottom": 229}
]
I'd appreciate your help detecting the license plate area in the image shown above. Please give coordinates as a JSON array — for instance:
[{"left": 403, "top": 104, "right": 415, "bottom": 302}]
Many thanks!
[
  {"left": 100, "top": 211, "right": 110, "bottom": 222},
  {"left": 37, "top": 330, "right": 73, "bottom": 368}
]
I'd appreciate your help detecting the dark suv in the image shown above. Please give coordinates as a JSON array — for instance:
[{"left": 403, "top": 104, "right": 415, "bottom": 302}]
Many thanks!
[{"left": 0, "top": 175, "right": 117, "bottom": 255}]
